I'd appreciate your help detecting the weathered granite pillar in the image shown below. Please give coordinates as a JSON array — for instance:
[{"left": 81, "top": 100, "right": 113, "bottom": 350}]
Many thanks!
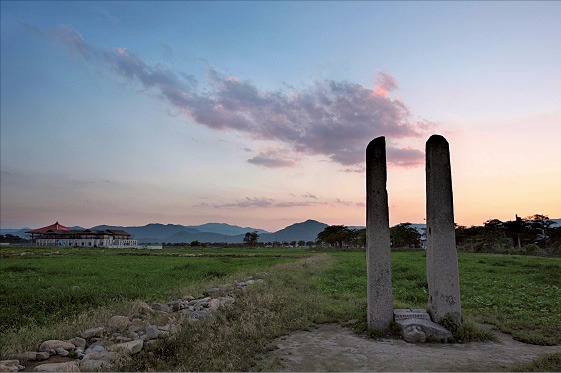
[
  {"left": 366, "top": 136, "right": 393, "bottom": 331},
  {"left": 425, "top": 134, "right": 461, "bottom": 326}
]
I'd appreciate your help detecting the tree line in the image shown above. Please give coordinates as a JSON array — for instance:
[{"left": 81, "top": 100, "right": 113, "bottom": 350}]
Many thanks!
[{"left": 456, "top": 214, "right": 560, "bottom": 255}]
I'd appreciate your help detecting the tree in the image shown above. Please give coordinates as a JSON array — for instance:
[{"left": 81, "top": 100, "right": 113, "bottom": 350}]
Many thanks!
[
  {"left": 525, "top": 214, "right": 555, "bottom": 247},
  {"left": 390, "top": 223, "right": 421, "bottom": 248},
  {"left": 317, "top": 225, "right": 351, "bottom": 247},
  {"left": 243, "top": 231, "right": 259, "bottom": 246}
]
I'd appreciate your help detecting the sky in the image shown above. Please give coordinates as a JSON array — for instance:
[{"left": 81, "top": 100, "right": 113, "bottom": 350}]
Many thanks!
[{"left": 1, "top": 1, "right": 560, "bottom": 231}]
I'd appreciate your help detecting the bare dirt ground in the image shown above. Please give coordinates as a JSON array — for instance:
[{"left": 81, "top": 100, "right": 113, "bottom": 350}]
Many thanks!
[{"left": 260, "top": 324, "right": 561, "bottom": 372}]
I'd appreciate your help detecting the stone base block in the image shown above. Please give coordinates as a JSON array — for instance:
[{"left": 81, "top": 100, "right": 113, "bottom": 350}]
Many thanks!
[
  {"left": 393, "top": 309, "right": 431, "bottom": 321},
  {"left": 395, "top": 318, "right": 453, "bottom": 343}
]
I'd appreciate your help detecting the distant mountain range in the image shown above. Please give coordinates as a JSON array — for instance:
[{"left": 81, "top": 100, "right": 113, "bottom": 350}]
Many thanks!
[
  {"left": 2, "top": 218, "right": 559, "bottom": 244},
  {"left": 0, "top": 220, "right": 329, "bottom": 244}
]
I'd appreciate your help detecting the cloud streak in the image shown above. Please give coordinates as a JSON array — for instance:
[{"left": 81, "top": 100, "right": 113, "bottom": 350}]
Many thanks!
[
  {"left": 195, "top": 196, "right": 360, "bottom": 210},
  {"left": 47, "top": 25, "right": 428, "bottom": 168}
]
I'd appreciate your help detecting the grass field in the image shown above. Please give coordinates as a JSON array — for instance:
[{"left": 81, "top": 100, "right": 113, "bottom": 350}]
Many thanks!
[
  {"left": 1, "top": 246, "right": 560, "bottom": 370},
  {"left": 315, "top": 251, "right": 561, "bottom": 345}
]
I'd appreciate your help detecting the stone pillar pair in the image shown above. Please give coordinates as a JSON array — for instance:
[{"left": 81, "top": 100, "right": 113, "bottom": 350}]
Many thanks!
[{"left": 366, "top": 135, "right": 461, "bottom": 331}]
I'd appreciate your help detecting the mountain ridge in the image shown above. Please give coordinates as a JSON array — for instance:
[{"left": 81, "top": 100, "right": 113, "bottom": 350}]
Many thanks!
[{"left": 3, "top": 218, "right": 560, "bottom": 243}]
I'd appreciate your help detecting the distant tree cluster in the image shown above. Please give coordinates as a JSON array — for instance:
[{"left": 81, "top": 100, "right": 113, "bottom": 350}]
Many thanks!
[
  {"left": 316, "top": 225, "right": 365, "bottom": 248},
  {"left": 456, "top": 214, "right": 560, "bottom": 256},
  {"left": 0, "top": 234, "right": 29, "bottom": 244},
  {"left": 315, "top": 223, "right": 422, "bottom": 249}
]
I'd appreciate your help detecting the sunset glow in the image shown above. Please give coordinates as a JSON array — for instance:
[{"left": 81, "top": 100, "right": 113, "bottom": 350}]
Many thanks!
[{"left": 1, "top": 1, "right": 560, "bottom": 231}]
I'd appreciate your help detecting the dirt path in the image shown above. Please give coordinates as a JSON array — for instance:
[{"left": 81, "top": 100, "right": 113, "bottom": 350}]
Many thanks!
[{"left": 261, "top": 324, "right": 561, "bottom": 372}]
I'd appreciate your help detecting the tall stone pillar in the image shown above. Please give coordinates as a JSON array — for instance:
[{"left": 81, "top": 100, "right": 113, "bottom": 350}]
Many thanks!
[
  {"left": 366, "top": 136, "right": 393, "bottom": 331},
  {"left": 425, "top": 135, "right": 461, "bottom": 325}
]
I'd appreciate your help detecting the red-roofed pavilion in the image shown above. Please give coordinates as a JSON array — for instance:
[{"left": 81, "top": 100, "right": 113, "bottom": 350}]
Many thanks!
[{"left": 26, "top": 221, "right": 71, "bottom": 235}]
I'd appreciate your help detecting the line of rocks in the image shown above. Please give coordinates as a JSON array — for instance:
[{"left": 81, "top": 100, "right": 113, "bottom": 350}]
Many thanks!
[{"left": 0, "top": 277, "right": 263, "bottom": 372}]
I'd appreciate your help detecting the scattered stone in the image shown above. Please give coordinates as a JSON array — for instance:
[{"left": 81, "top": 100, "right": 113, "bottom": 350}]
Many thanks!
[
  {"left": 143, "top": 340, "right": 160, "bottom": 351},
  {"left": 67, "top": 337, "right": 86, "bottom": 349},
  {"left": 182, "top": 295, "right": 195, "bottom": 301},
  {"left": 75, "top": 348, "right": 85, "bottom": 359},
  {"left": 84, "top": 343, "right": 105, "bottom": 354},
  {"left": 129, "top": 301, "right": 155, "bottom": 319},
  {"left": 80, "top": 327, "right": 104, "bottom": 340},
  {"left": 208, "top": 298, "right": 221, "bottom": 311},
  {"left": 144, "top": 325, "right": 160, "bottom": 340},
  {"left": 107, "top": 315, "right": 130, "bottom": 333},
  {"left": 35, "top": 352, "right": 50, "bottom": 361},
  {"left": 80, "top": 351, "right": 116, "bottom": 362},
  {"left": 152, "top": 303, "right": 172, "bottom": 313},
  {"left": 167, "top": 301, "right": 183, "bottom": 312},
  {"left": 190, "top": 309, "right": 209, "bottom": 320},
  {"left": 0, "top": 361, "right": 19, "bottom": 372},
  {"left": 54, "top": 348, "right": 69, "bottom": 357},
  {"left": 107, "top": 339, "right": 143, "bottom": 355},
  {"left": 79, "top": 359, "right": 111, "bottom": 372},
  {"left": 6, "top": 352, "right": 33, "bottom": 363},
  {"left": 395, "top": 318, "right": 453, "bottom": 343},
  {"left": 218, "top": 296, "right": 235, "bottom": 308},
  {"left": 33, "top": 361, "right": 79, "bottom": 372},
  {"left": 113, "top": 336, "right": 132, "bottom": 343},
  {"left": 38, "top": 340, "right": 75, "bottom": 352}
]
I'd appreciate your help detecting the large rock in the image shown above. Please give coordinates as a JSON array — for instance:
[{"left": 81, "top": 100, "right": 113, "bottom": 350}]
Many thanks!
[
  {"left": 0, "top": 361, "right": 19, "bottom": 369},
  {"left": 84, "top": 343, "right": 105, "bottom": 354},
  {"left": 39, "top": 340, "right": 75, "bottom": 352},
  {"left": 107, "top": 315, "right": 130, "bottom": 333},
  {"left": 33, "top": 361, "right": 80, "bottom": 372},
  {"left": 55, "top": 347, "right": 69, "bottom": 357},
  {"left": 67, "top": 337, "right": 86, "bottom": 349},
  {"left": 81, "top": 350, "right": 118, "bottom": 371},
  {"left": 395, "top": 318, "right": 453, "bottom": 343},
  {"left": 79, "top": 359, "right": 112, "bottom": 372},
  {"left": 107, "top": 339, "right": 143, "bottom": 355},
  {"left": 80, "top": 327, "right": 104, "bottom": 339},
  {"left": 81, "top": 351, "right": 116, "bottom": 362},
  {"left": 0, "top": 361, "right": 19, "bottom": 372}
]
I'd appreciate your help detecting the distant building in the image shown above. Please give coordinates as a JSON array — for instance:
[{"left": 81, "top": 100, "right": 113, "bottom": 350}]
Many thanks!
[{"left": 26, "top": 222, "right": 138, "bottom": 248}]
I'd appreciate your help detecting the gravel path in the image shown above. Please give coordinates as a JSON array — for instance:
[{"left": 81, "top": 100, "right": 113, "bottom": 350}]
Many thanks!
[{"left": 262, "top": 324, "right": 561, "bottom": 372}]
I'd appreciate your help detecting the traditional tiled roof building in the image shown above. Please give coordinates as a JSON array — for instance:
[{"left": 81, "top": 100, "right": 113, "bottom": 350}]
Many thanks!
[{"left": 26, "top": 222, "right": 137, "bottom": 248}]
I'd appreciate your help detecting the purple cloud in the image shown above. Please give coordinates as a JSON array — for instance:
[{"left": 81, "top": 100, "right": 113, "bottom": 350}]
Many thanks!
[
  {"left": 247, "top": 149, "right": 298, "bottom": 169},
  {"left": 48, "top": 25, "right": 428, "bottom": 168}
]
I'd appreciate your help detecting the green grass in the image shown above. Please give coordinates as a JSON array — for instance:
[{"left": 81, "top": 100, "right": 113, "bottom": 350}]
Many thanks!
[
  {"left": 124, "top": 254, "right": 337, "bottom": 372},
  {"left": 2, "top": 246, "right": 560, "bottom": 371},
  {"left": 0, "top": 247, "right": 297, "bottom": 332},
  {"left": 313, "top": 250, "right": 561, "bottom": 345}
]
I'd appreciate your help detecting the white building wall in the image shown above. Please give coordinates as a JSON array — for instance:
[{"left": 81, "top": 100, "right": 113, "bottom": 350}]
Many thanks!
[{"left": 36, "top": 238, "right": 138, "bottom": 248}]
